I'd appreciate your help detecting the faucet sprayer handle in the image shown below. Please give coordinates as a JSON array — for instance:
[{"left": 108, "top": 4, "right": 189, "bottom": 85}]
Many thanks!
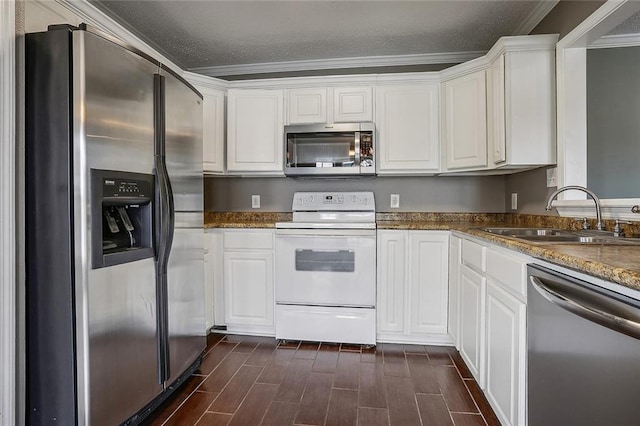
[
  {"left": 613, "top": 220, "right": 633, "bottom": 238},
  {"left": 574, "top": 217, "right": 590, "bottom": 230}
]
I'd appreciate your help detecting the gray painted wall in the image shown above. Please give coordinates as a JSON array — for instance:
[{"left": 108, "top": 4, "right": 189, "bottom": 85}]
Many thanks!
[
  {"left": 205, "top": 175, "right": 506, "bottom": 212},
  {"left": 503, "top": 167, "right": 558, "bottom": 215},
  {"left": 587, "top": 46, "right": 640, "bottom": 198}
]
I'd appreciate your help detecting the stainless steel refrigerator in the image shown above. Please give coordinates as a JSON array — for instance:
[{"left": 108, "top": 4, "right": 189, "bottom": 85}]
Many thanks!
[{"left": 25, "top": 24, "right": 205, "bottom": 425}]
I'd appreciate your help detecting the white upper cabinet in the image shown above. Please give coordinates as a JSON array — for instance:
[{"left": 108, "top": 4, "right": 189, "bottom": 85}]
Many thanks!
[
  {"left": 443, "top": 70, "right": 488, "bottom": 170},
  {"left": 376, "top": 83, "right": 440, "bottom": 174},
  {"left": 201, "top": 88, "right": 225, "bottom": 174},
  {"left": 486, "top": 55, "right": 506, "bottom": 165},
  {"left": 486, "top": 36, "right": 557, "bottom": 169},
  {"left": 333, "top": 87, "right": 373, "bottom": 123},
  {"left": 227, "top": 89, "right": 284, "bottom": 173},
  {"left": 287, "top": 88, "right": 327, "bottom": 124},
  {"left": 287, "top": 86, "right": 373, "bottom": 125}
]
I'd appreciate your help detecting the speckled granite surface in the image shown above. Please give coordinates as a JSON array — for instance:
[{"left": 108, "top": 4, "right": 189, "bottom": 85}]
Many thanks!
[
  {"left": 204, "top": 212, "right": 291, "bottom": 228},
  {"left": 205, "top": 211, "right": 640, "bottom": 291}
]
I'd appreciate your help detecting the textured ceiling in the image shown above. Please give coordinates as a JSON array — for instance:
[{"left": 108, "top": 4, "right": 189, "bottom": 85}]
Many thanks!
[
  {"left": 92, "top": 0, "right": 552, "bottom": 76},
  {"left": 607, "top": 10, "right": 640, "bottom": 36}
]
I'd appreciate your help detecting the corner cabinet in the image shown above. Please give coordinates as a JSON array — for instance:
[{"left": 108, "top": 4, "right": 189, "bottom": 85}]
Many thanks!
[
  {"left": 486, "top": 36, "right": 557, "bottom": 169},
  {"left": 443, "top": 70, "right": 488, "bottom": 170},
  {"left": 227, "top": 89, "right": 284, "bottom": 174},
  {"left": 377, "top": 230, "right": 450, "bottom": 344},
  {"left": 287, "top": 86, "right": 373, "bottom": 125},
  {"left": 376, "top": 83, "right": 440, "bottom": 174}
]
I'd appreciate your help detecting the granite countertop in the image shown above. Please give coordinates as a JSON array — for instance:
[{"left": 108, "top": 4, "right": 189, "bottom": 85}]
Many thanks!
[{"left": 205, "top": 212, "right": 640, "bottom": 292}]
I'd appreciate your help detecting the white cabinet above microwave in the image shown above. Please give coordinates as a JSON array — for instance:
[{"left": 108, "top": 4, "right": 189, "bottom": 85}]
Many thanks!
[{"left": 287, "top": 87, "right": 373, "bottom": 125}]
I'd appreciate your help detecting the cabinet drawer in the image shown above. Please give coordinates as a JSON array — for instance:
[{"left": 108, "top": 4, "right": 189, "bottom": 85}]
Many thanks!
[
  {"left": 223, "top": 230, "right": 273, "bottom": 250},
  {"left": 462, "top": 239, "right": 486, "bottom": 273},
  {"left": 486, "top": 249, "right": 526, "bottom": 299}
]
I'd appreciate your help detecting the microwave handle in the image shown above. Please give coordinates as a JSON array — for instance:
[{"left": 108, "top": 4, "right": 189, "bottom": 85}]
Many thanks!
[{"left": 355, "top": 131, "right": 361, "bottom": 166}]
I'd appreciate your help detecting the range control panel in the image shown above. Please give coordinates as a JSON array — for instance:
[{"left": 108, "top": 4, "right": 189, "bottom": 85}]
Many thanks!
[{"left": 292, "top": 192, "right": 375, "bottom": 212}]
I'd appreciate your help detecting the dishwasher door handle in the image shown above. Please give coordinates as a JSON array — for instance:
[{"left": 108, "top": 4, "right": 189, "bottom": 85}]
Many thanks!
[{"left": 530, "top": 276, "right": 640, "bottom": 340}]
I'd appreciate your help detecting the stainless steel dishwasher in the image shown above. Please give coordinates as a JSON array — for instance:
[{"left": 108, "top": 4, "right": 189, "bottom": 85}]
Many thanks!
[{"left": 527, "top": 264, "right": 640, "bottom": 425}]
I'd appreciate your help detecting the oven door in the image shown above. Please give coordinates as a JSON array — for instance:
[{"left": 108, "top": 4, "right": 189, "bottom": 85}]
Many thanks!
[{"left": 275, "top": 228, "right": 376, "bottom": 307}]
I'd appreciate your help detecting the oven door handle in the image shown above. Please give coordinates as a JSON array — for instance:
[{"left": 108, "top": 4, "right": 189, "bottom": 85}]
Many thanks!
[
  {"left": 275, "top": 228, "right": 376, "bottom": 237},
  {"left": 530, "top": 276, "right": 640, "bottom": 340}
]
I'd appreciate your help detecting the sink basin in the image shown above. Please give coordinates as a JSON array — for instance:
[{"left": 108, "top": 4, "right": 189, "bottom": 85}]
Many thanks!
[
  {"left": 481, "top": 227, "right": 640, "bottom": 245},
  {"left": 482, "top": 227, "right": 573, "bottom": 237},
  {"left": 517, "top": 235, "right": 613, "bottom": 243}
]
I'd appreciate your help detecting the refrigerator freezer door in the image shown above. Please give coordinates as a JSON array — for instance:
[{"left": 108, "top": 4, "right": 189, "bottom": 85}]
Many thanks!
[
  {"left": 163, "top": 70, "right": 206, "bottom": 385},
  {"left": 77, "top": 31, "right": 162, "bottom": 425}
]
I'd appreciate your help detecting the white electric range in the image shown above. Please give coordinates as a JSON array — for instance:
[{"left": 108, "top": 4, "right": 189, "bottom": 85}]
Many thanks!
[{"left": 274, "top": 192, "right": 376, "bottom": 345}]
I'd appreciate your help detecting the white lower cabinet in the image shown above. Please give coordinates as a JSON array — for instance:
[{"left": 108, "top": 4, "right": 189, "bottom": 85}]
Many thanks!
[
  {"left": 453, "top": 233, "right": 529, "bottom": 426},
  {"left": 459, "top": 264, "right": 486, "bottom": 385},
  {"left": 486, "top": 278, "right": 526, "bottom": 426},
  {"left": 448, "top": 235, "right": 461, "bottom": 346},
  {"left": 221, "top": 229, "right": 275, "bottom": 335},
  {"left": 377, "top": 230, "right": 450, "bottom": 344},
  {"left": 204, "top": 230, "right": 223, "bottom": 330}
]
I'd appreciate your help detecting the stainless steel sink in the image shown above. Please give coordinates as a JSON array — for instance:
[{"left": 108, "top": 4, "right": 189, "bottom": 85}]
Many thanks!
[
  {"left": 481, "top": 227, "right": 640, "bottom": 245},
  {"left": 482, "top": 227, "right": 573, "bottom": 237}
]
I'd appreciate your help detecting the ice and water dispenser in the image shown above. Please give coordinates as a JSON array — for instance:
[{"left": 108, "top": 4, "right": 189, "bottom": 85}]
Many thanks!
[{"left": 91, "top": 169, "right": 155, "bottom": 268}]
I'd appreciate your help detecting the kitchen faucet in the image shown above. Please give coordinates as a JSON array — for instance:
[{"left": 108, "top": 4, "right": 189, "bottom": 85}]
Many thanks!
[{"left": 545, "top": 185, "right": 604, "bottom": 231}]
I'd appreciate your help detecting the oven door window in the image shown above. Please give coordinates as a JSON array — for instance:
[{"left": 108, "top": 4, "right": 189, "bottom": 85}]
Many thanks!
[
  {"left": 286, "top": 132, "right": 356, "bottom": 169},
  {"left": 295, "top": 249, "right": 355, "bottom": 272}
]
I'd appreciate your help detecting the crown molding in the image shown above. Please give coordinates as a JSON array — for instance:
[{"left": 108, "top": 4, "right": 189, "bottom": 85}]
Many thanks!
[
  {"left": 590, "top": 32, "right": 640, "bottom": 49},
  {"left": 184, "top": 71, "right": 229, "bottom": 92},
  {"left": 189, "top": 51, "right": 485, "bottom": 78},
  {"left": 512, "top": 0, "right": 560, "bottom": 36}
]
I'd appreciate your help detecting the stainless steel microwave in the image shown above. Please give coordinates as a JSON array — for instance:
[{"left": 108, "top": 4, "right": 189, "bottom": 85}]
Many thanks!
[{"left": 284, "top": 123, "right": 375, "bottom": 176}]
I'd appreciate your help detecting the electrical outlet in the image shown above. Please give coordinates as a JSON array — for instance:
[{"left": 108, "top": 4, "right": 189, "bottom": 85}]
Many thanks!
[
  {"left": 546, "top": 167, "right": 558, "bottom": 188},
  {"left": 390, "top": 194, "right": 400, "bottom": 209},
  {"left": 511, "top": 193, "right": 518, "bottom": 210},
  {"left": 251, "top": 195, "right": 260, "bottom": 209}
]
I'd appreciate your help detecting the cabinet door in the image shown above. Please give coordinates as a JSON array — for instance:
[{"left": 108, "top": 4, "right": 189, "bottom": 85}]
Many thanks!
[
  {"left": 487, "top": 55, "right": 506, "bottom": 166},
  {"left": 444, "top": 70, "right": 487, "bottom": 170},
  {"left": 376, "top": 230, "right": 407, "bottom": 334},
  {"left": 448, "top": 236, "right": 462, "bottom": 348},
  {"left": 376, "top": 84, "right": 440, "bottom": 173},
  {"left": 223, "top": 251, "right": 274, "bottom": 327},
  {"left": 459, "top": 264, "right": 486, "bottom": 386},
  {"left": 333, "top": 86, "right": 373, "bottom": 122},
  {"left": 408, "top": 232, "right": 449, "bottom": 335},
  {"left": 227, "top": 89, "right": 284, "bottom": 172},
  {"left": 204, "top": 231, "right": 215, "bottom": 330},
  {"left": 202, "top": 89, "right": 225, "bottom": 173},
  {"left": 206, "top": 230, "right": 225, "bottom": 327},
  {"left": 486, "top": 279, "right": 526, "bottom": 426},
  {"left": 287, "top": 88, "right": 327, "bottom": 124}
]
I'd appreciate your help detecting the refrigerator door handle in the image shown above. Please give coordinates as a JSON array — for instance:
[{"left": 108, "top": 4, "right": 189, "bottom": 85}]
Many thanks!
[{"left": 154, "top": 73, "right": 173, "bottom": 384}]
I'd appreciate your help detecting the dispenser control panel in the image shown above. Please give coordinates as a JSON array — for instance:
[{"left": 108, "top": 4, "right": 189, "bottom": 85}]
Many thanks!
[{"left": 103, "top": 178, "right": 151, "bottom": 199}]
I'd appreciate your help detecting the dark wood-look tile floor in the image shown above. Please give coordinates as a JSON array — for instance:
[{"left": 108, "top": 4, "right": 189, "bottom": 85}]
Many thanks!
[{"left": 142, "top": 333, "right": 501, "bottom": 426}]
